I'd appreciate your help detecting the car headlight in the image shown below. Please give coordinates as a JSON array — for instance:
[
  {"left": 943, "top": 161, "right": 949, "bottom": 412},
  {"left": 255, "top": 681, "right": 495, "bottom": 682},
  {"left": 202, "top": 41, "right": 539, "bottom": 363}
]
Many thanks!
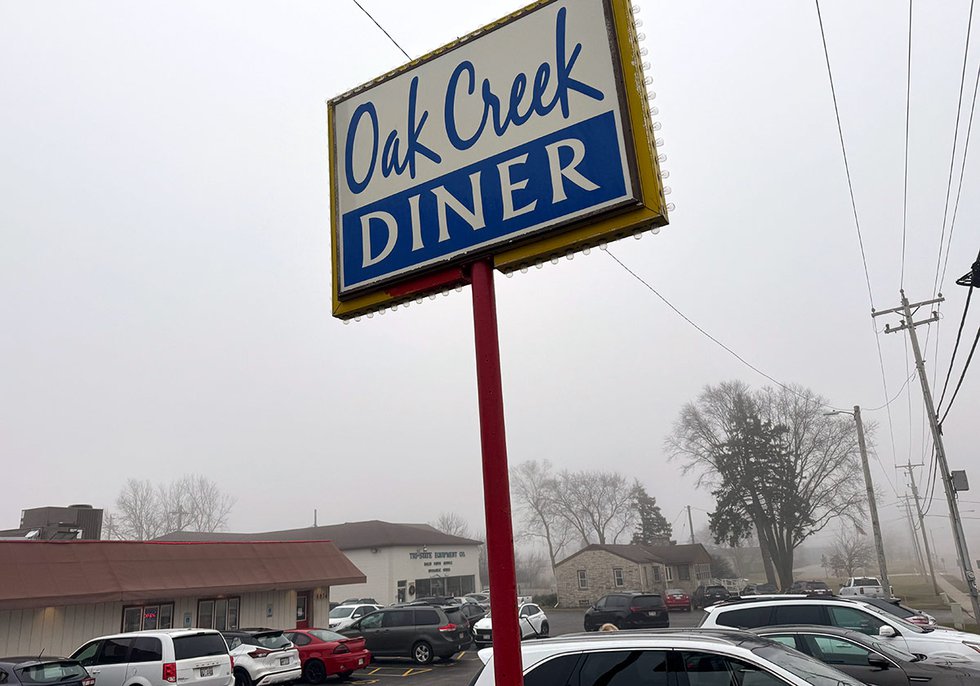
[{"left": 963, "top": 641, "right": 980, "bottom": 654}]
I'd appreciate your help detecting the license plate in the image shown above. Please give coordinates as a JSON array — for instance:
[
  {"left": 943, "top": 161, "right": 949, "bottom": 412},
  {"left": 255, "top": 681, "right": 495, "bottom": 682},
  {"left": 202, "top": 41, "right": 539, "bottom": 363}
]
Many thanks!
[
  {"left": 358, "top": 658, "right": 364, "bottom": 666},
  {"left": 280, "top": 657, "right": 289, "bottom": 666},
  {"left": 648, "top": 611, "right": 656, "bottom": 616},
  {"left": 200, "top": 667, "right": 213, "bottom": 677}
]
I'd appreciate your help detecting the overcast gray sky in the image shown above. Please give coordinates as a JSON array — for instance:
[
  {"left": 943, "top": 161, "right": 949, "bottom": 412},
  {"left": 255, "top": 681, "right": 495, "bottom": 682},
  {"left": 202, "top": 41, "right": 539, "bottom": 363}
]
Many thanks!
[{"left": 1, "top": 0, "right": 977, "bottom": 554}]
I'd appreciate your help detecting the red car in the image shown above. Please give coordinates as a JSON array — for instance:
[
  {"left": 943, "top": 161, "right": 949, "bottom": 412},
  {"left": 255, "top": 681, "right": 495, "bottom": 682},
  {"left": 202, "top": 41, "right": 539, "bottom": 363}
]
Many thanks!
[
  {"left": 283, "top": 628, "right": 371, "bottom": 683},
  {"left": 664, "top": 588, "right": 692, "bottom": 612}
]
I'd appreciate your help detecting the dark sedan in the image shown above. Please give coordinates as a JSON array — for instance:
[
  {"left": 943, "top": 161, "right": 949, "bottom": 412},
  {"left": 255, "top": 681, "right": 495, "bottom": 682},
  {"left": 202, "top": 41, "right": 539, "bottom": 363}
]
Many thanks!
[{"left": 752, "top": 625, "right": 980, "bottom": 686}]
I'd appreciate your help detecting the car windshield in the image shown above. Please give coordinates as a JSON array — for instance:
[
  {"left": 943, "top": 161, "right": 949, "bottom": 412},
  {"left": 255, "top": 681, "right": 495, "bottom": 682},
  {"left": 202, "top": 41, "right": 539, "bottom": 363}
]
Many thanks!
[
  {"left": 853, "top": 578, "right": 879, "bottom": 586},
  {"left": 631, "top": 595, "right": 664, "bottom": 608},
  {"left": 308, "top": 629, "right": 346, "bottom": 642},
  {"left": 329, "top": 606, "right": 356, "bottom": 618},
  {"left": 250, "top": 631, "right": 291, "bottom": 649},
  {"left": 667, "top": 589, "right": 685, "bottom": 594},
  {"left": 706, "top": 587, "right": 727, "bottom": 593},
  {"left": 753, "top": 643, "right": 865, "bottom": 686},
  {"left": 15, "top": 662, "right": 88, "bottom": 683}
]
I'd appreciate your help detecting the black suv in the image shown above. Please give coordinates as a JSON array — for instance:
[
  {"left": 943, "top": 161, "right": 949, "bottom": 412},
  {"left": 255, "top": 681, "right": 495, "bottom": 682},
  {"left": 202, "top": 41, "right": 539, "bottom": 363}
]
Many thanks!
[
  {"left": 787, "top": 580, "right": 834, "bottom": 597},
  {"left": 693, "top": 584, "right": 731, "bottom": 608},
  {"left": 339, "top": 606, "right": 471, "bottom": 664},
  {"left": 583, "top": 592, "right": 669, "bottom": 631}
]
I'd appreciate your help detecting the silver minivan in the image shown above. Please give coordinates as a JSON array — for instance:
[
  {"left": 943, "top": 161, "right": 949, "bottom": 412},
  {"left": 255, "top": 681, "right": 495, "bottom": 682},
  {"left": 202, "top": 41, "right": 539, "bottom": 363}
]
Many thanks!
[{"left": 71, "top": 630, "right": 233, "bottom": 686}]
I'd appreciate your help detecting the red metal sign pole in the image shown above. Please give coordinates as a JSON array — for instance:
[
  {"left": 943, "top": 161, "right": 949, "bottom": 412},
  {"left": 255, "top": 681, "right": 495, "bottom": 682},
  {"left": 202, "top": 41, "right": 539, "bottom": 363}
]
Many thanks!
[{"left": 469, "top": 259, "right": 523, "bottom": 686}]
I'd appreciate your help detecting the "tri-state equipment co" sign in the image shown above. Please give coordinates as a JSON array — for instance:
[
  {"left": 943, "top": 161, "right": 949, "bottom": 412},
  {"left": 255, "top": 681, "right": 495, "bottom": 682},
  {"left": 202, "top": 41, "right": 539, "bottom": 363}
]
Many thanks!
[{"left": 328, "top": 0, "right": 667, "bottom": 318}]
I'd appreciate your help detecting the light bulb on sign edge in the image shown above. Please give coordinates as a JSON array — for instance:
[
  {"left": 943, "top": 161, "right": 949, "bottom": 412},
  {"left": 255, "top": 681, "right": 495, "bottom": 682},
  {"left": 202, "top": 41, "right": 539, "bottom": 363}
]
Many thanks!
[
  {"left": 642, "top": 62, "right": 651, "bottom": 71},
  {"left": 550, "top": 257, "right": 559, "bottom": 265},
  {"left": 455, "top": 286, "right": 462, "bottom": 293},
  {"left": 506, "top": 271, "right": 514, "bottom": 278},
  {"left": 666, "top": 202, "right": 676, "bottom": 212},
  {"left": 634, "top": 19, "right": 644, "bottom": 28},
  {"left": 535, "top": 261, "right": 543, "bottom": 269},
  {"left": 655, "top": 137, "right": 664, "bottom": 147},
  {"left": 442, "top": 290, "right": 449, "bottom": 297},
  {"left": 599, "top": 242, "right": 608, "bottom": 251},
  {"left": 583, "top": 247, "right": 591, "bottom": 256},
  {"left": 660, "top": 170, "right": 670, "bottom": 179},
  {"left": 392, "top": 304, "right": 399, "bottom": 311},
  {"left": 650, "top": 106, "right": 659, "bottom": 116},
  {"left": 637, "top": 32, "right": 646, "bottom": 41},
  {"left": 631, "top": 4, "right": 641, "bottom": 13},
  {"left": 355, "top": 316, "right": 362, "bottom": 322},
  {"left": 639, "top": 47, "right": 648, "bottom": 56},
  {"left": 633, "top": 231, "right": 643, "bottom": 240},
  {"left": 428, "top": 294, "right": 436, "bottom": 301},
  {"left": 566, "top": 253, "right": 574, "bottom": 260},
  {"left": 343, "top": 319, "right": 350, "bottom": 326},
  {"left": 657, "top": 153, "right": 667, "bottom": 163},
  {"left": 415, "top": 297, "right": 423, "bottom": 304},
  {"left": 367, "top": 312, "right": 374, "bottom": 319},
  {"left": 520, "top": 266, "right": 528, "bottom": 274},
  {"left": 643, "top": 76, "right": 653, "bottom": 86},
  {"left": 648, "top": 91, "right": 656, "bottom": 100},
  {"left": 663, "top": 186, "right": 672, "bottom": 195},
  {"left": 652, "top": 121, "right": 661, "bottom": 131},
  {"left": 650, "top": 227, "right": 661, "bottom": 235}
]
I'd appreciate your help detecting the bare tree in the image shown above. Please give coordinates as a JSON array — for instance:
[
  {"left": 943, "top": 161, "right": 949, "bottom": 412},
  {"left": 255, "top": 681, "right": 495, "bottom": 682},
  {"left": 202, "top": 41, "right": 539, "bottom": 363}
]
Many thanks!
[
  {"left": 114, "top": 474, "right": 236, "bottom": 539},
  {"left": 514, "top": 547, "right": 549, "bottom": 590},
  {"left": 431, "top": 512, "right": 470, "bottom": 538},
  {"left": 115, "top": 478, "right": 164, "bottom": 540},
  {"left": 510, "top": 460, "right": 573, "bottom": 584},
  {"left": 552, "top": 470, "right": 639, "bottom": 545},
  {"left": 825, "top": 525, "right": 874, "bottom": 578},
  {"left": 668, "top": 381, "right": 866, "bottom": 589}
]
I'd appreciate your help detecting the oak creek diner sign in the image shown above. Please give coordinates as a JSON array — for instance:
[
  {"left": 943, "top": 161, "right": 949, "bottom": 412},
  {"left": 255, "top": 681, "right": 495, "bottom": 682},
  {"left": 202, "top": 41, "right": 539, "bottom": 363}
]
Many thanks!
[{"left": 328, "top": 0, "right": 667, "bottom": 319}]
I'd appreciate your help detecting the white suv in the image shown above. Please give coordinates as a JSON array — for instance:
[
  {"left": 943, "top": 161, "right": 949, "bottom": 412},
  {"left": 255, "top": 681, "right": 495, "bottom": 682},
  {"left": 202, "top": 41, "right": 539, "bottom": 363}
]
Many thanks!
[
  {"left": 472, "top": 629, "right": 867, "bottom": 686},
  {"left": 71, "top": 630, "right": 233, "bottom": 686},
  {"left": 220, "top": 630, "right": 300, "bottom": 686},
  {"left": 700, "top": 597, "right": 980, "bottom": 664}
]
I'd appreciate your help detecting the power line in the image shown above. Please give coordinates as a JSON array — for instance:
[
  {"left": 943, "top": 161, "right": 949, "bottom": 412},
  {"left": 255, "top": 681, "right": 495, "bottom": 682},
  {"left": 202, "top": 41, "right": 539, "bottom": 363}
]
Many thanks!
[
  {"left": 866, "top": 368, "right": 916, "bottom": 411},
  {"left": 350, "top": 0, "right": 412, "bottom": 61},
  {"left": 901, "top": 0, "right": 913, "bottom": 288},
  {"left": 932, "top": 0, "right": 975, "bottom": 298},
  {"left": 814, "top": 0, "right": 875, "bottom": 309},
  {"left": 937, "top": 253, "right": 978, "bottom": 410},
  {"left": 939, "top": 320, "right": 980, "bottom": 424},
  {"left": 814, "top": 0, "right": 902, "bottom": 474},
  {"left": 604, "top": 249, "right": 842, "bottom": 412}
]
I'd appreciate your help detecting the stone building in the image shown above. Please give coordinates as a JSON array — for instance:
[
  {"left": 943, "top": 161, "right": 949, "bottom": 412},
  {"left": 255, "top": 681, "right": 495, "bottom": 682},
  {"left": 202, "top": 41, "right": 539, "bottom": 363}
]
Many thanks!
[{"left": 555, "top": 542, "right": 714, "bottom": 606}]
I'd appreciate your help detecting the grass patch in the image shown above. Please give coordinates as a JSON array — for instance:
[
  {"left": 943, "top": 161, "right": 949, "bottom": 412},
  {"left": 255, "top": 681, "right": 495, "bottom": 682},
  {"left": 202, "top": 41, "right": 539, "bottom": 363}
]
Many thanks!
[{"left": 890, "top": 577, "right": 946, "bottom": 609}]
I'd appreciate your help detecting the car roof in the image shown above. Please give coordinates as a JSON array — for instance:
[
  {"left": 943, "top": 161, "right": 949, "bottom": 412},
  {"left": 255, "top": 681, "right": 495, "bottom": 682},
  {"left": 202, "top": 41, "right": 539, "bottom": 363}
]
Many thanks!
[
  {"left": 85, "top": 629, "right": 223, "bottom": 640},
  {"left": 751, "top": 624, "right": 875, "bottom": 640},
  {"left": 501, "top": 628, "right": 779, "bottom": 659},
  {"left": 0, "top": 657, "right": 72, "bottom": 666}
]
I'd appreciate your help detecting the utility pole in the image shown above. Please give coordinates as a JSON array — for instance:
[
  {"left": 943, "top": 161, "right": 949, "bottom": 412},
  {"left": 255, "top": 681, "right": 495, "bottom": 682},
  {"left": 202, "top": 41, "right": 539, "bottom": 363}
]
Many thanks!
[
  {"left": 899, "top": 464, "right": 938, "bottom": 593},
  {"left": 876, "top": 291, "right": 980, "bottom": 619},
  {"left": 853, "top": 406, "right": 891, "bottom": 596},
  {"left": 687, "top": 505, "right": 696, "bottom": 544},
  {"left": 898, "top": 494, "right": 926, "bottom": 575},
  {"left": 828, "top": 406, "right": 890, "bottom": 595}
]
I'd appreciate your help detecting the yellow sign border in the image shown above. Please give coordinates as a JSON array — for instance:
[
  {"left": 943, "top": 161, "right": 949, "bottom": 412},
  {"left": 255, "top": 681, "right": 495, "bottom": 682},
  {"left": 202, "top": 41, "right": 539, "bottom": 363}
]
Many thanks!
[{"left": 329, "top": 0, "right": 667, "bottom": 319}]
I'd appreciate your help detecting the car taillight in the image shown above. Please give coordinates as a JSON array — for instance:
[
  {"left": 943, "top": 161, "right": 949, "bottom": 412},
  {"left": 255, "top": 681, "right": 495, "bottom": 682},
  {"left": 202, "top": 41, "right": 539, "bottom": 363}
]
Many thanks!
[
  {"left": 333, "top": 643, "right": 351, "bottom": 654},
  {"left": 438, "top": 623, "right": 457, "bottom": 633},
  {"left": 230, "top": 655, "right": 235, "bottom": 670},
  {"left": 630, "top": 607, "right": 645, "bottom": 613},
  {"left": 82, "top": 679, "right": 95, "bottom": 686},
  {"left": 248, "top": 648, "right": 271, "bottom": 658},
  {"left": 163, "top": 663, "right": 177, "bottom": 683}
]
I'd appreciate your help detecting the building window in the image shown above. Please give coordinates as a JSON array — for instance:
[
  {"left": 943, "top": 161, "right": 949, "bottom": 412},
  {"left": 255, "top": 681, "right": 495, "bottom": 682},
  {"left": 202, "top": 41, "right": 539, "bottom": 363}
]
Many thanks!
[
  {"left": 613, "top": 568, "right": 625, "bottom": 587},
  {"left": 577, "top": 570, "right": 588, "bottom": 590},
  {"left": 679, "top": 565, "right": 691, "bottom": 581},
  {"left": 653, "top": 566, "right": 662, "bottom": 582},
  {"left": 665, "top": 566, "right": 673, "bottom": 581},
  {"left": 197, "top": 597, "right": 240, "bottom": 630},
  {"left": 122, "top": 603, "right": 174, "bottom": 632}
]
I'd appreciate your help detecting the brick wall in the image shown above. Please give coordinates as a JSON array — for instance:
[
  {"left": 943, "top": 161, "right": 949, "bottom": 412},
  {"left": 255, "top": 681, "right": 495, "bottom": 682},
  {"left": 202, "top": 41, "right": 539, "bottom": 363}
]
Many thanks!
[{"left": 556, "top": 551, "right": 666, "bottom": 606}]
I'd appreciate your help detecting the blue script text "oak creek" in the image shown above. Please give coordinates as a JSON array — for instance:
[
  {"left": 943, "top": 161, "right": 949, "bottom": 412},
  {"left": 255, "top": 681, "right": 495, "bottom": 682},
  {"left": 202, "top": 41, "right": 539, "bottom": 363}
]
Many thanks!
[{"left": 343, "top": 7, "right": 606, "bottom": 196}]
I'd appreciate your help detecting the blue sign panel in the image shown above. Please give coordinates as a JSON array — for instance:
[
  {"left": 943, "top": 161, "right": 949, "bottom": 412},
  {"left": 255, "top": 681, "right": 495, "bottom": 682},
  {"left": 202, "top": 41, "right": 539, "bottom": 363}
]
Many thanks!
[{"left": 340, "top": 110, "right": 628, "bottom": 291}]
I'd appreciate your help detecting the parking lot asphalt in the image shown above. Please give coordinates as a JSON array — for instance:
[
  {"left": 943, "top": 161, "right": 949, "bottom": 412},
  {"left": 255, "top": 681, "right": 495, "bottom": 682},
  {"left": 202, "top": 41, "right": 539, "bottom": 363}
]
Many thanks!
[{"left": 343, "top": 608, "right": 706, "bottom": 685}]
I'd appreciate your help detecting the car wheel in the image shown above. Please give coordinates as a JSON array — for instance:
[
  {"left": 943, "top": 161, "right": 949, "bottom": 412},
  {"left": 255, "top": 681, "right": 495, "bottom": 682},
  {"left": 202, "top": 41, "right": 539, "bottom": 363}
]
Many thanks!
[
  {"left": 234, "top": 669, "right": 253, "bottom": 686},
  {"left": 540, "top": 621, "right": 549, "bottom": 638},
  {"left": 303, "top": 660, "right": 327, "bottom": 684},
  {"left": 412, "top": 641, "right": 433, "bottom": 665}
]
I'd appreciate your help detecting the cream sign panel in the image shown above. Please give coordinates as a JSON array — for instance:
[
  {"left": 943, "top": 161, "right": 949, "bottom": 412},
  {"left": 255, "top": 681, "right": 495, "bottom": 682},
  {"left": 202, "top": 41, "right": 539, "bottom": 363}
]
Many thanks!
[{"left": 330, "top": 0, "right": 639, "bottom": 295}]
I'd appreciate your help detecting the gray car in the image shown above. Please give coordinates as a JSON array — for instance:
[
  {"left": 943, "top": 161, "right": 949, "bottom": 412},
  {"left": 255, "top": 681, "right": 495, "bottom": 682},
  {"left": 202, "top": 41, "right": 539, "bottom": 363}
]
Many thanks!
[{"left": 338, "top": 606, "right": 470, "bottom": 665}]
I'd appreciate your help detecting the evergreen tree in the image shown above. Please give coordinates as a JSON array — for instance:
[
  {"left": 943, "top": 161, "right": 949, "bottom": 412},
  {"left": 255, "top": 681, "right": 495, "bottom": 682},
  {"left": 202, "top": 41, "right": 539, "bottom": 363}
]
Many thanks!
[{"left": 631, "top": 484, "right": 672, "bottom": 544}]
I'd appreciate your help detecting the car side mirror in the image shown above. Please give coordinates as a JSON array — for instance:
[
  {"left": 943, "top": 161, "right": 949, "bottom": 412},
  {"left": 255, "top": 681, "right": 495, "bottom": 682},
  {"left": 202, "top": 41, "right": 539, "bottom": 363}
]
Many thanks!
[
  {"left": 878, "top": 625, "right": 896, "bottom": 638},
  {"left": 868, "top": 655, "right": 890, "bottom": 670}
]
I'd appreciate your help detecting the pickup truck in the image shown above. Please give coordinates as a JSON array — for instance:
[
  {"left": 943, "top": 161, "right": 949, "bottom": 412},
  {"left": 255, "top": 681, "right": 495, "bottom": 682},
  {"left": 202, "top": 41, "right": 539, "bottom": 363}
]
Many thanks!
[{"left": 838, "top": 576, "right": 887, "bottom": 598}]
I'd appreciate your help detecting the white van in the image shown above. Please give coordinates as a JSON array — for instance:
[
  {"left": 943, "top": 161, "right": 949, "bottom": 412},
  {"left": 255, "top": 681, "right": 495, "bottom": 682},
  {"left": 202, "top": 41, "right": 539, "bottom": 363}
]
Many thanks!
[{"left": 71, "top": 629, "right": 233, "bottom": 686}]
